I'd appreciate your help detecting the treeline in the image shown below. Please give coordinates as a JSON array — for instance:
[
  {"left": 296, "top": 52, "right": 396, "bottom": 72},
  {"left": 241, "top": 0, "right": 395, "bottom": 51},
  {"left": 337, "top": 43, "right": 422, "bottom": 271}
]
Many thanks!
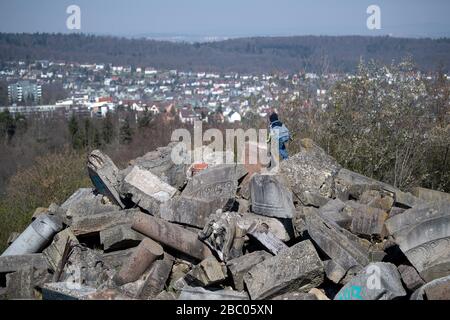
[{"left": 1, "top": 33, "right": 450, "bottom": 73}]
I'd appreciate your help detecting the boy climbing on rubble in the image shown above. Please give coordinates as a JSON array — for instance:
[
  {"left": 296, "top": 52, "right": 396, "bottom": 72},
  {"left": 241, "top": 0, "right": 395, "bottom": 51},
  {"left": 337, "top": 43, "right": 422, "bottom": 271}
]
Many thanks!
[{"left": 267, "top": 112, "right": 291, "bottom": 167}]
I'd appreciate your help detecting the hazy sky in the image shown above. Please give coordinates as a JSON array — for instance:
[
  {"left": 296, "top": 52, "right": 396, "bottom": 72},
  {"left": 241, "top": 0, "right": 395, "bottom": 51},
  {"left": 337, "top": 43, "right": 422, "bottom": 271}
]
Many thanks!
[{"left": 0, "top": 0, "right": 449, "bottom": 38}]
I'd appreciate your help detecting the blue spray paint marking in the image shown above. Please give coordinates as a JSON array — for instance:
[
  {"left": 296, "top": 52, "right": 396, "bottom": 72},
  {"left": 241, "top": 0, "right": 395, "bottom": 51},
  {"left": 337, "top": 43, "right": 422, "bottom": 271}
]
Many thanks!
[
  {"left": 336, "top": 285, "right": 364, "bottom": 300},
  {"left": 91, "top": 175, "right": 107, "bottom": 195}
]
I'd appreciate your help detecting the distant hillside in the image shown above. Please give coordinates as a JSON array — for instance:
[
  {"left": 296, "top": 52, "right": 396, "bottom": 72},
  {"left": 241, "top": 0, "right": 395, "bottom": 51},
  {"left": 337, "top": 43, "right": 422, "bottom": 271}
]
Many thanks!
[{"left": 0, "top": 33, "right": 449, "bottom": 73}]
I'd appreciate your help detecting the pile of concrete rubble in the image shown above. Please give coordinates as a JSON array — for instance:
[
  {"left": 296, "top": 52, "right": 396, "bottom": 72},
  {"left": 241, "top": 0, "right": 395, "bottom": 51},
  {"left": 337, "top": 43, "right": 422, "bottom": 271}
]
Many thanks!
[{"left": 1, "top": 139, "right": 450, "bottom": 300}]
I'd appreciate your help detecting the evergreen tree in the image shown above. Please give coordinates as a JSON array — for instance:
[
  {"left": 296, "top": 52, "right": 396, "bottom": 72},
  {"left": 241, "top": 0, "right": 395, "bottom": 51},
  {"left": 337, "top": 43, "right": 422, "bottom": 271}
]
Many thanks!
[
  {"left": 119, "top": 117, "right": 133, "bottom": 144},
  {"left": 68, "top": 115, "right": 84, "bottom": 150},
  {"left": 102, "top": 112, "right": 115, "bottom": 145}
]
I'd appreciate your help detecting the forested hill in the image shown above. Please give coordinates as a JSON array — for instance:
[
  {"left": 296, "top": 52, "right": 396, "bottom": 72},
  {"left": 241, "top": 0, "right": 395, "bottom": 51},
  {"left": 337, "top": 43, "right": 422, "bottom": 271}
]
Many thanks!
[{"left": 1, "top": 33, "right": 449, "bottom": 73}]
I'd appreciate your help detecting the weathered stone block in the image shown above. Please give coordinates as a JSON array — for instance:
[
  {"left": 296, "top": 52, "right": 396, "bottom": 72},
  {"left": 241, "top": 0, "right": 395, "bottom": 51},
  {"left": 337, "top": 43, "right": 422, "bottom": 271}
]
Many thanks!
[
  {"left": 182, "top": 164, "right": 238, "bottom": 208},
  {"left": 385, "top": 201, "right": 450, "bottom": 282},
  {"left": 185, "top": 256, "right": 227, "bottom": 287},
  {"left": 100, "top": 224, "right": 144, "bottom": 252},
  {"left": 0, "top": 254, "right": 48, "bottom": 273},
  {"left": 306, "top": 210, "right": 370, "bottom": 274},
  {"left": 87, "top": 150, "right": 124, "bottom": 208},
  {"left": 243, "top": 240, "right": 324, "bottom": 300},
  {"left": 160, "top": 195, "right": 221, "bottom": 228},
  {"left": 129, "top": 142, "right": 189, "bottom": 189},
  {"left": 346, "top": 201, "right": 388, "bottom": 238},
  {"left": 227, "top": 251, "right": 271, "bottom": 291},
  {"left": 412, "top": 187, "right": 450, "bottom": 204},
  {"left": 121, "top": 166, "right": 177, "bottom": 214},
  {"left": 410, "top": 275, "right": 450, "bottom": 300},
  {"left": 397, "top": 265, "right": 425, "bottom": 291},
  {"left": 43, "top": 228, "right": 79, "bottom": 271},
  {"left": 138, "top": 254, "right": 174, "bottom": 299},
  {"left": 280, "top": 138, "right": 341, "bottom": 199},
  {"left": 70, "top": 209, "right": 138, "bottom": 236},
  {"left": 334, "top": 262, "right": 406, "bottom": 300},
  {"left": 249, "top": 173, "right": 295, "bottom": 219}
]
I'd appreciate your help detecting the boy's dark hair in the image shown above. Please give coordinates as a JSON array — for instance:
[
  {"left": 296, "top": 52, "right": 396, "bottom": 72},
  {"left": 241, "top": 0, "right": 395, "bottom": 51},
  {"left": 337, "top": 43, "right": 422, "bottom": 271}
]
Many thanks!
[{"left": 269, "top": 112, "right": 279, "bottom": 123}]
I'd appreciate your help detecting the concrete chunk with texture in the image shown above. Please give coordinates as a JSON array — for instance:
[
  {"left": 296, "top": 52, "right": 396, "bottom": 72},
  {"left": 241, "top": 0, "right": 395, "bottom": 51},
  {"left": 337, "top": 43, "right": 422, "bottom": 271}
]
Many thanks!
[
  {"left": 182, "top": 164, "right": 238, "bottom": 207},
  {"left": 410, "top": 275, "right": 450, "bottom": 300},
  {"left": 250, "top": 173, "right": 295, "bottom": 219},
  {"left": 87, "top": 150, "right": 124, "bottom": 208},
  {"left": 385, "top": 201, "right": 450, "bottom": 282},
  {"left": 185, "top": 256, "right": 227, "bottom": 287},
  {"left": 100, "top": 224, "right": 144, "bottom": 252},
  {"left": 334, "top": 262, "right": 406, "bottom": 300},
  {"left": 227, "top": 251, "right": 272, "bottom": 291},
  {"left": 243, "top": 240, "right": 324, "bottom": 300},
  {"left": 280, "top": 138, "right": 341, "bottom": 199},
  {"left": 121, "top": 166, "right": 177, "bottom": 214},
  {"left": 70, "top": 209, "right": 139, "bottom": 236},
  {"left": 0, "top": 254, "right": 49, "bottom": 273},
  {"left": 306, "top": 210, "right": 370, "bottom": 274},
  {"left": 160, "top": 195, "right": 221, "bottom": 228}
]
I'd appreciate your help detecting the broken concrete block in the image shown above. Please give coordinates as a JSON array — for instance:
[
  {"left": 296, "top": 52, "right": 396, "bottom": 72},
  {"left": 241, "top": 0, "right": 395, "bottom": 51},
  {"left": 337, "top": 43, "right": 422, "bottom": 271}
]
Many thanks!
[
  {"left": 298, "top": 191, "right": 331, "bottom": 207},
  {"left": 323, "top": 260, "right": 347, "bottom": 284},
  {"left": 334, "top": 169, "right": 397, "bottom": 201},
  {"left": 5, "top": 265, "right": 51, "bottom": 299},
  {"left": 394, "top": 191, "right": 424, "bottom": 208},
  {"left": 182, "top": 164, "right": 238, "bottom": 207},
  {"left": 272, "top": 292, "right": 318, "bottom": 300},
  {"left": 385, "top": 201, "right": 450, "bottom": 282},
  {"left": 100, "top": 224, "right": 144, "bottom": 252},
  {"left": 132, "top": 212, "right": 213, "bottom": 261},
  {"left": 129, "top": 142, "right": 189, "bottom": 189},
  {"left": 306, "top": 211, "right": 370, "bottom": 274},
  {"left": 178, "top": 286, "right": 249, "bottom": 300},
  {"left": 397, "top": 265, "right": 425, "bottom": 291},
  {"left": 137, "top": 254, "right": 174, "bottom": 299},
  {"left": 185, "top": 256, "right": 227, "bottom": 287},
  {"left": 59, "top": 247, "right": 110, "bottom": 288},
  {"left": 238, "top": 212, "right": 291, "bottom": 242},
  {"left": 2, "top": 214, "right": 63, "bottom": 256},
  {"left": 87, "top": 150, "right": 125, "bottom": 208},
  {"left": 0, "top": 254, "right": 49, "bottom": 274},
  {"left": 102, "top": 248, "right": 135, "bottom": 270},
  {"left": 244, "top": 240, "right": 324, "bottom": 300},
  {"left": 280, "top": 138, "right": 341, "bottom": 199},
  {"left": 61, "top": 188, "right": 119, "bottom": 220},
  {"left": 43, "top": 228, "right": 79, "bottom": 272},
  {"left": 359, "top": 189, "right": 394, "bottom": 212},
  {"left": 160, "top": 195, "right": 221, "bottom": 228},
  {"left": 70, "top": 209, "right": 138, "bottom": 236},
  {"left": 334, "top": 262, "right": 406, "bottom": 300},
  {"left": 42, "top": 282, "right": 97, "bottom": 300},
  {"left": 249, "top": 174, "right": 295, "bottom": 219},
  {"left": 114, "top": 238, "right": 164, "bottom": 286},
  {"left": 169, "top": 261, "right": 191, "bottom": 291},
  {"left": 410, "top": 275, "right": 450, "bottom": 300},
  {"left": 246, "top": 223, "right": 288, "bottom": 255},
  {"left": 345, "top": 201, "right": 388, "bottom": 238},
  {"left": 226, "top": 251, "right": 272, "bottom": 291},
  {"left": 319, "top": 198, "right": 352, "bottom": 228},
  {"left": 412, "top": 187, "right": 450, "bottom": 204},
  {"left": 121, "top": 166, "right": 177, "bottom": 214}
]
